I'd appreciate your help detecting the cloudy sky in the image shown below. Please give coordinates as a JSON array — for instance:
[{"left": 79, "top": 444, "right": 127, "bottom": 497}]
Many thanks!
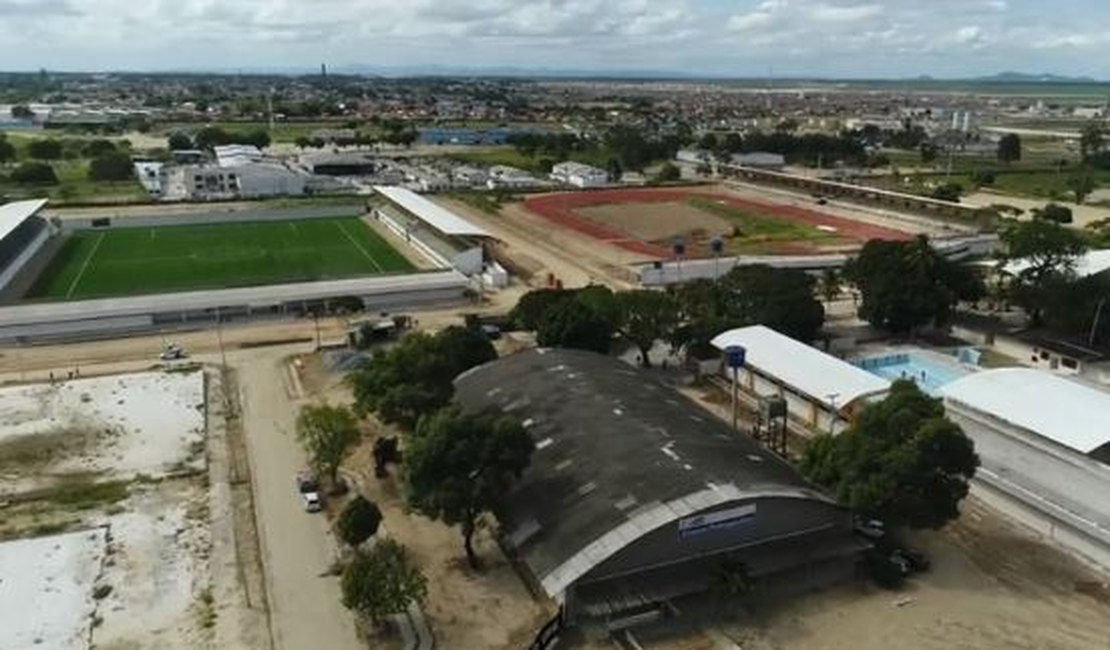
[{"left": 1, "top": 0, "right": 1107, "bottom": 78}]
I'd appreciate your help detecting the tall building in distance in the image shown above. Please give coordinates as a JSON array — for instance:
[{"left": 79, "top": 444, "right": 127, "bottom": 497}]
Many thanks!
[{"left": 320, "top": 62, "right": 327, "bottom": 79}]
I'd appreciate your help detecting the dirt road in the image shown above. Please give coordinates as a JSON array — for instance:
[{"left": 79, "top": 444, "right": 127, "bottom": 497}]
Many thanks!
[{"left": 235, "top": 345, "right": 363, "bottom": 650}]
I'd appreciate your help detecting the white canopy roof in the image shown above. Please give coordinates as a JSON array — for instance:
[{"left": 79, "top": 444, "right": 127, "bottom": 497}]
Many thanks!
[
  {"left": 711, "top": 325, "right": 891, "bottom": 409},
  {"left": 374, "top": 186, "right": 489, "bottom": 237},
  {"left": 1004, "top": 249, "right": 1110, "bottom": 279},
  {"left": 940, "top": 368, "right": 1110, "bottom": 454},
  {"left": 0, "top": 199, "right": 48, "bottom": 242}
]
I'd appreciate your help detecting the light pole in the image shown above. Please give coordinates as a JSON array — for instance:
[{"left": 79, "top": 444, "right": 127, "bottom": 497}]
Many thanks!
[
  {"left": 826, "top": 392, "right": 840, "bottom": 434},
  {"left": 725, "top": 345, "right": 747, "bottom": 432},
  {"left": 672, "top": 238, "right": 686, "bottom": 285},
  {"left": 710, "top": 236, "right": 724, "bottom": 281}
]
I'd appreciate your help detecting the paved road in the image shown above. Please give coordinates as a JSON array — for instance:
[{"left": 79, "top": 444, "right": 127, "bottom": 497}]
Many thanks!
[{"left": 236, "top": 347, "right": 363, "bottom": 650}]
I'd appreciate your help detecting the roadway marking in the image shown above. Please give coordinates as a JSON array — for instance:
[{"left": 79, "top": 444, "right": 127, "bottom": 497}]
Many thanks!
[
  {"left": 65, "top": 232, "right": 106, "bottom": 299},
  {"left": 334, "top": 221, "right": 383, "bottom": 272}
]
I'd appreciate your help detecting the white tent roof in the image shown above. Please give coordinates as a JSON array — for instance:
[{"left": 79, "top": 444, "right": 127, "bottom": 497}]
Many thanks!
[
  {"left": 374, "top": 186, "right": 489, "bottom": 237},
  {"left": 0, "top": 198, "right": 48, "bottom": 243},
  {"left": 940, "top": 368, "right": 1110, "bottom": 454},
  {"left": 711, "top": 325, "right": 891, "bottom": 409},
  {"left": 1004, "top": 249, "right": 1110, "bottom": 279}
]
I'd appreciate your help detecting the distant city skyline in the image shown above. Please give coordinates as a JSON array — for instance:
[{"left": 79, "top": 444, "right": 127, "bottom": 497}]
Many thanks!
[{"left": 1, "top": 0, "right": 1108, "bottom": 79}]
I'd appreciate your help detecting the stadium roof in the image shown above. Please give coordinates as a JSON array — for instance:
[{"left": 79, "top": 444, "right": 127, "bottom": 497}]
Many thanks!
[
  {"left": 0, "top": 199, "right": 48, "bottom": 243},
  {"left": 374, "top": 186, "right": 490, "bottom": 237},
  {"left": 939, "top": 368, "right": 1110, "bottom": 455},
  {"left": 711, "top": 325, "right": 891, "bottom": 410},
  {"left": 453, "top": 348, "right": 834, "bottom": 598}
]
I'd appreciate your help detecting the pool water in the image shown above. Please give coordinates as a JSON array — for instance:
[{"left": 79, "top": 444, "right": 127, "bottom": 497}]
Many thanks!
[{"left": 856, "top": 353, "right": 970, "bottom": 396}]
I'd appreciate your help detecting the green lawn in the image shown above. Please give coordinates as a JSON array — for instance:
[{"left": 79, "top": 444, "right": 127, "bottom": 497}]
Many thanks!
[
  {"left": 686, "top": 197, "right": 838, "bottom": 252},
  {"left": 27, "top": 217, "right": 414, "bottom": 301}
]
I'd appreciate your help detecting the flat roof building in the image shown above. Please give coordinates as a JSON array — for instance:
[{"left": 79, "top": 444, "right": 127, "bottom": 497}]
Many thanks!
[
  {"left": 551, "top": 161, "right": 609, "bottom": 188},
  {"left": 454, "top": 349, "right": 862, "bottom": 630}
]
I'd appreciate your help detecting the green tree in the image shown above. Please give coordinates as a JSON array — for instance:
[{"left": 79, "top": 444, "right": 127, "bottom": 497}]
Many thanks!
[
  {"left": 998, "top": 218, "right": 1088, "bottom": 323},
  {"left": 195, "top": 126, "right": 233, "bottom": 150},
  {"left": 800, "top": 380, "right": 979, "bottom": 529},
  {"left": 167, "top": 132, "right": 193, "bottom": 151},
  {"left": 845, "top": 237, "right": 983, "bottom": 334},
  {"left": 1080, "top": 122, "right": 1105, "bottom": 161},
  {"left": 336, "top": 496, "right": 383, "bottom": 547},
  {"left": 618, "top": 290, "right": 680, "bottom": 367},
  {"left": 10, "top": 162, "right": 58, "bottom": 184},
  {"left": 510, "top": 288, "right": 573, "bottom": 331},
  {"left": 406, "top": 407, "right": 533, "bottom": 568},
  {"left": 347, "top": 327, "right": 496, "bottom": 430},
  {"left": 293, "top": 135, "right": 312, "bottom": 150},
  {"left": 654, "top": 162, "right": 682, "bottom": 183},
  {"left": 10, "top": 104, "right": 33, "bottom": 119},
  {"left": 239, "top": 128, "right": 271, "bottom": 149},
  {"left": 537, "top": 298, "right": 614, "bottom": 354},
  {"left": 295, "top": 403, "right": 361, "bottom": 484},
  {"left": 919, "top": 142, "right": 939, "bottom": 164},
  {"left": 698, "top": 132, "right": 719, "bottom": 150},
  {"left": 341, "top": 540, "right": 427, "bottom": 626},
  {"left": 88, "top": 151, "right": 134, "bottom": 181},
  {"left": 1033, "top": 203, "right": 1074, "bottom": 224},
  {"left": 931, "top": 182, "right": 962, "bottom": 203},
  {"left": 82, "top": 139, "right": 116, "bottom": 158},
  {"left": 997, "top": 133, "right": 1022, "bottom": 165},
  {"left": 1067, "top": 167, "right": 1096, "bottom": 204},
  {"left": 605, "top": 157, "right": 623, "bottom": 183},
  {"left": 0, "top": 135, "right": 15, "bottom": 163},
  {"left": 27, "top": 138, "right": 63, "bottom": 160}
]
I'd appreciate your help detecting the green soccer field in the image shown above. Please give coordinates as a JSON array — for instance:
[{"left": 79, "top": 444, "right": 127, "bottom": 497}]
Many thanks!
[{"left": 26, "top": 217, "right": 416, "bottom": 301}]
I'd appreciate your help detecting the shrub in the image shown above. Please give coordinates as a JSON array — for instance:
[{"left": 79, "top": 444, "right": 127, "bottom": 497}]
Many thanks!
[{"left": 336, "top": 496, "right": 383, "bottom": 547}]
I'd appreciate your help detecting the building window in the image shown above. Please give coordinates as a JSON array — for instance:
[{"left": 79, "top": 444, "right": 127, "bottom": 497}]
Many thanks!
[{"left": 1062, "top": 358, "right": 1079, "bottom": 370}]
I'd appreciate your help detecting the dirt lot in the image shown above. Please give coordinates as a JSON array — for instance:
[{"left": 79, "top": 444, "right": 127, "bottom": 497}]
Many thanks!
[
  {"left": 576, "top": 201, "right": 728, "bottom": 242},
  {"left": 299, "top": 355, "right": 555, "bottom": 650}
]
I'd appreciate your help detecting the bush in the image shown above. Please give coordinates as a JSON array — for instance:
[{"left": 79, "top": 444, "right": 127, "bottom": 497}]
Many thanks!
[
  {"left": 82, "top": 139, "right": 116, "bottom": 158},
  {"left": 89, "top": 151, "right": 135, "bottom": 181},
  {"left": 27, "top": 138, "right": 63, "bottom": 160},
  {"left": 1034, "top": 203, "right": 1074, "bottom": 224},
  {"left": 10, "top": 162, "right": 59, "bottom": 184},
  {"left": 341, "top": 540, "right": 427, "bottom": 625},
  {"left": 336, "top": 496, "right": 382, "bottom": 547},
  {"left": 931, "top": 182, "right": 963, "bottom": 203}
]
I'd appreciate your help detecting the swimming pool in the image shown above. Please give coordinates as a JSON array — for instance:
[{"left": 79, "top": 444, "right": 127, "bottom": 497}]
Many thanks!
[{"left": 855, "top": 352, "right": 971, "bottom": 396}]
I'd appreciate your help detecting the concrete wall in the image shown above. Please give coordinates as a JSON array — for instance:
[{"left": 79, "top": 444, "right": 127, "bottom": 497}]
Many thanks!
[{"left": 58, "top": 204, "right": 366, "bottom": 233}]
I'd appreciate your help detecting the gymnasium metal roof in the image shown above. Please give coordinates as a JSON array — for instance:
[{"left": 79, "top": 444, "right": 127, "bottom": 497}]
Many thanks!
[
  {"left": 711, "top": 325, "right": 892, "bottom": 410},
  {"left": 940, "top": 368, "right": 1110, "bottom": 455},
  {"left": 0, "top": 199, "right": 48, "bottom": 243},
  {"left": 373, "top": 186, "right": 490, "bottom": 238},
  {"left": 453, "top": 348, "right": 834, "bottom": 599}
]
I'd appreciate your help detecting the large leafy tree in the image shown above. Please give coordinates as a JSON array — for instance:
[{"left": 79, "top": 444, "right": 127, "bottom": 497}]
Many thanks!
[
  {"left": 405, "top": 407, "right": 533, "bottom": 568},
  {"left": 0, "top": 135, "right": 17, "bottom": 163},
  {"left": 336, "top": 496, "right": 383, "bottom": 547},
  {"left": 998, "top": 218, "right": 1088, "bottom": 323},
  {"left": 618, "top": 290, "right": 680, "bottom": 367},
  {"left": 341, "top": 540, "right": 427, "bottom": 626},
  {"left": 510, "top": 288, "right": 575, "bottom": 331},
  {"left": 845, "top": 237, "right": 983, "bottom": 334},
  {"left": 536, "top": 298, "right": 614, "bottom": 354},
  {"left": 295, "top": 403, "right": 361, "bottom": 484},
  {"left": 88, "top": 151, "right": 134, "bottom": 181},
  {"left": 800, "top": 380, "right": 979, "bottom": 529},
  {"left": 167, "top": 132, "right": 193, "bottom": 151},
  {"left": 348, "top": 326, "right": 496, "bottom": 430},
  {"left": 997, "top": 133, "right": 1022, "bottom": 165}
]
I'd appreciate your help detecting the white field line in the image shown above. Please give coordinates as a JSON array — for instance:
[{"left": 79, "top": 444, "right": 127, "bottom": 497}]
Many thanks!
[
  {"left": 65, "top": 232, "right": 106, "bottom": 299},
  {"left": 335, "top": 221, "right": 383, "bottom": 272}
]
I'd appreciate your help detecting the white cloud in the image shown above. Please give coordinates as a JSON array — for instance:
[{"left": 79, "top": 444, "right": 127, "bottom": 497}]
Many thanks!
[{"left": 811, "top": 3, "right": 882, "bottom": 23}]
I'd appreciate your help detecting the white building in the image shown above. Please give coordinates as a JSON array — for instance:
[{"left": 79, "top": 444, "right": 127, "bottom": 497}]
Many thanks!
[
  {"left": 162, "top": 163, "right": 307, "bottom": 201},
  {"left": 487, "top": 165, "right": 536, "bottom": 189},
  {"left": 213, "top": 144, "right": 264, "bottom": 168},
  {"left": 550, "top": 161, "right": 609, "bottom": 188}
]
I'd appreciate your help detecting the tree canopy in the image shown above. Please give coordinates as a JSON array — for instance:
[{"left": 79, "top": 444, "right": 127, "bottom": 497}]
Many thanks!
[
  {"left": 336, "top": 495, "right": 383, "bottom": 547},
  {"left": 295, "top": 403, "right": 361, "bottom": 484},
  {"left": 0, "top": 135, "right": 17, "bottom": 163},
  {"left": 341, "top": 539, "right": 427, "bottom": 625},
  {"left": 347, "top": 326, "right": 497, "bottom": 430},
  {"left": 997, "top": 133, "right": 1022, "bottom": 164},
  {"left": 617, "top": 290, "right": 680, "bottom": 367},
  {"left": 800, "top": 380, "right": 979, "bottom": 529},
  {"left": 88, "top": 151, "right": 134, "bottom": 181},
  {"left": 405, "top": 407, "right": 534, "bottom": 567},
  {"left": 10, "top": 162, "right": 58, "bottom": 184},
  {"left": 998, "top": 218, "right": 1088, "bottom": 323},
  {"left": 167, "top": 132, "right": 193, "bottom": 151},
  {"left": 27, "top": 138, "right": 62, "bottom": 160},
  {"left": 845, "top": 237, "right": 983, "bottom": 334},
  {"left": 537, "top": 296, "right": 615, "bottom": 354},
  {"left": 1032, "top": 203, "right": 1073, "bottom": 224}
]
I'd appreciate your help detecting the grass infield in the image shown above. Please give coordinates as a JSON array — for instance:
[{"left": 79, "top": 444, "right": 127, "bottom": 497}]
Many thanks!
[{"left": 27, "top": 217, "right": 414, "bottom": 300}]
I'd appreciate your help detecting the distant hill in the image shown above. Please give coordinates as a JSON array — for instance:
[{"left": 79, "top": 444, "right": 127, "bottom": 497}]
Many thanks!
[{"left": 975, "top": 72, "right": 1100, "bottom": 84}]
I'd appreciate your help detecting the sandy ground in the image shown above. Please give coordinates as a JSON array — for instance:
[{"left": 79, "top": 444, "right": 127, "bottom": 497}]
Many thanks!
[
  {"left": 436, "top": 196, "right": 646, "bottom": 289},
  {"left": 576, "top": 201, "right": 729, "bottom": 242},
  {"left": 964, "top": 191, "right": 1110, "bottom": 229}
]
